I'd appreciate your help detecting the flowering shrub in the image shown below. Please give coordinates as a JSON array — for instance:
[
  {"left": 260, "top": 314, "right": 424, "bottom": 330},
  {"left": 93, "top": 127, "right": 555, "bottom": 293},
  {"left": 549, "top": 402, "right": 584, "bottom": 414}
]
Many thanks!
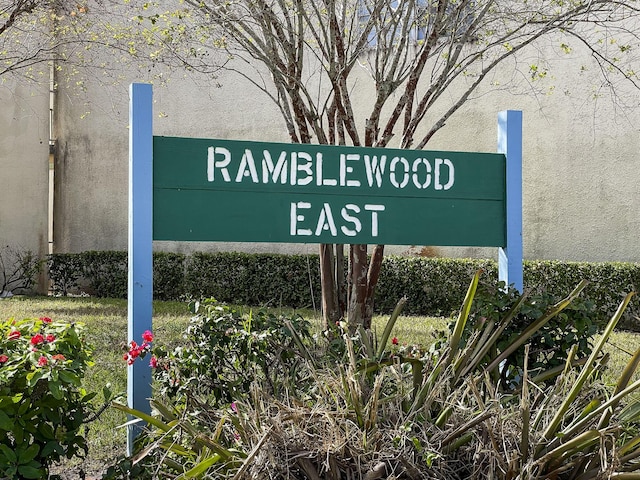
[
  {"left": 139, "top": 299, "right": 312, "bottom": 405},
  {"left": 123, "top": 330, "right": 154, "bottom": 365},
  {"left": 0, "top": 316, "right": 96, "bottom": 479}
]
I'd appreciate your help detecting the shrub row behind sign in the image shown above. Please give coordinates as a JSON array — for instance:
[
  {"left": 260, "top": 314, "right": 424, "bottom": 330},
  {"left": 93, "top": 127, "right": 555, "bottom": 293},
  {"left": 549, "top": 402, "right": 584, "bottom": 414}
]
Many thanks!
[{"left": 46, "top": 251, "right": 639, "bottom": 329}]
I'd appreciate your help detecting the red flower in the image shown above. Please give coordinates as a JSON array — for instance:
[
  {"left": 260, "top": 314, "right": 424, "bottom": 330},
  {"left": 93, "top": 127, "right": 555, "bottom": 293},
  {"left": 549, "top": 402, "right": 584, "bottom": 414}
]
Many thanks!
[
  {"left": 8, "top": 331, "right": 20, "bottom": 340},
  {"left": 52, "top": 354, "right": 66, "bottom": 362},
  {"left": 124, "top": 333, "right": 155, "bottom": 365},
  {"left": 37, "top": 356, "right": 48, "bottom": 367},
  {"left": 0, "top": 354, "right": 8, "bottom": 363},
  {"left": 149, "top": 356, "right": 158, "bottom": 368},
  {"left": 39, "top": 317, "right": 52, "bottom": 323},
  {"left": 391, "top": 337, "right": 399, "bottom": 345},
  {"left": 31, "top": 334, "right": 45, "bottom": 345},
  {"left": 46, "top": 334, "right": 56, "bottom": 343},
  {"left": 129, "top": 341, "right": 142, "bottom": 359}
]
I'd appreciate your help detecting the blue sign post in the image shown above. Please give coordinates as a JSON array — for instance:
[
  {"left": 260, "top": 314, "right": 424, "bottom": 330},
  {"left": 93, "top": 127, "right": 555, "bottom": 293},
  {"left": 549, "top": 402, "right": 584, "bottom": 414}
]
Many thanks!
[
  {"left": 497, "top": 110, "right": 524, "bottom": 292},
  {"left": 127, "top": 82, "right": 524, "bottom": 452},
  {"left": 127, "top": 83, "right": 153, "bottom": 455}
]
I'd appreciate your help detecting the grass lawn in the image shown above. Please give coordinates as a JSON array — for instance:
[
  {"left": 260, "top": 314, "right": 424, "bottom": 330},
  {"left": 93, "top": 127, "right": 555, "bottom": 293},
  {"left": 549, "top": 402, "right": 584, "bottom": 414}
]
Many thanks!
[{"left": 1, "top": 295, "right": 639, "bottom": 477}]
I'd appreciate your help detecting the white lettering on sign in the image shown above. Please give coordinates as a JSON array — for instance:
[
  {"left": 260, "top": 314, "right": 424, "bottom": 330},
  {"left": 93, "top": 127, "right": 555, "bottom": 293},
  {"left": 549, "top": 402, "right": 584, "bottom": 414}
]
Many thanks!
[
  {"left": 290, "top": 201, "right": 312, "bottom": 236},
  {"left": 236, "top": 149, "right": 259, "bottom": 183},
  {"left": 290, "top": 202, "right": 386, "bottom": 238},
  {"left": 364, "top": 204, "right": 385, "bottom": 237},
  {"left": 341, "top": 204, "right": 361, "bottom": 236},
  {"left": 292, "top": 152, "right": 314, "bottom": 186},
  {"left": 315, "top": 203, "right": 338, "bottom": 236},
  {"left": 262, "top": 150, "right": 288, "bottom": 184},
  {"left": 340, "top": 154, "right": 361, "bottom": 187},
  {"left": 207, "top": 146, "right": 456, "bottom": 191},
  {"left": 412, "top": 158, "right": 432, "bottom": 189},
  {"left": 207, "top": 147, "right": 232, "bottom": 182},
  {"left": 364, "top": 155, "right": 387, "bottom": 187},
  {"left": 390, "top": 157, "right": 410, "bottom": 189},
  {"left": 435, "top": 158, "right": 455, "bottom": 190}
]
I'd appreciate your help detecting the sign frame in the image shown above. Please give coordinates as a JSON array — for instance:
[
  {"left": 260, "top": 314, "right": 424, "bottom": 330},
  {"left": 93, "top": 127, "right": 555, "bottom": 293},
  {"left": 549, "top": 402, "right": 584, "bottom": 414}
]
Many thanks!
[{"left": 127, "top": 82, "right": 523, "bottom": 453}]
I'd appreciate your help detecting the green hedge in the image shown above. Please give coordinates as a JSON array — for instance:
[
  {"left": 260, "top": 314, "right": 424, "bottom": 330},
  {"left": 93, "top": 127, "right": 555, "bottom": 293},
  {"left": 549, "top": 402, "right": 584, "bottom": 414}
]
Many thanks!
[
  {"left": 47, "top": 251, "right": 187, "bottom": 301},
  {"left": 184, "top": 252, "right": 321, "bottom": 308},
  {"left": 47, "top": 251, "right": 639, "bottom": 328}
]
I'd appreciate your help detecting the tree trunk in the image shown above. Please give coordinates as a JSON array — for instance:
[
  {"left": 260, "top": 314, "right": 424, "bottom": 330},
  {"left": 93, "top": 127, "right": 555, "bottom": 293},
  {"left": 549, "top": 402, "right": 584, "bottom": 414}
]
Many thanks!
[
  {"left": 320, "top": 243, "right": 384, "bottom": 331},
  {"left": 319, "top": 244, "right": 340, "bottom": 326}
]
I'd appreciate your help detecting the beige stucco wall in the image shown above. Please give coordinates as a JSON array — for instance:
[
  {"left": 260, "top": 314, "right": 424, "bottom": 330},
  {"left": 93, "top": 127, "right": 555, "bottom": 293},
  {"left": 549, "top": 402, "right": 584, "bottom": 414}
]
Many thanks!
[
  {"left": 50, "top": 36, "right": 640, "bottom": 262},
  {"left": 0, "top": 78, "right": 50, "bottom": 290}
]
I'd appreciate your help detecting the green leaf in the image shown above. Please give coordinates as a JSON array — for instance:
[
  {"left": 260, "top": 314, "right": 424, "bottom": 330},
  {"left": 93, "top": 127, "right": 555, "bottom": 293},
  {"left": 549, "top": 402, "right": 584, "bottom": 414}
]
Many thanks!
[
  {"left": 18, "top": 444, "right": 39, "bottom": 465},
  {"left": 17, "top": 465, "right": 44, "bottom": 479},
  {"left": 0, "top": 444, "right": 17, "bottom": 463},
  {"left": 620, "top": 402, "right": 640, "bottom": 424},
  {"left": 59, "top": 370, "right": 80, "bottom": 386},
  {"left": 102, "top": 383, "right": 112, "bottom": 402},
  {"left": 0, "top": 410, "right": 13, "bottom": 430},
  {"left": 176, "top": 454, "right": 221, "bottom": 479},
  {"left": 376, "top": 296, "right": 406, "bottom": 361},
  {"left": 13, "top": 422, "right": 24, "bottom": 443},
  {"left": 26, "top": 370, "right": 43, "bottom": 387},
  {"left": 112, "top": 402, "right": 172, "bottom": 432},
  {"left": 17, "top": 401, "right": 30, "bottom": 416},
  {"left": 49, "top": 380, "right": 64, "bottom": 400},
  {"left": 41, "top": 441, "right": 62, "bottom": 458}
]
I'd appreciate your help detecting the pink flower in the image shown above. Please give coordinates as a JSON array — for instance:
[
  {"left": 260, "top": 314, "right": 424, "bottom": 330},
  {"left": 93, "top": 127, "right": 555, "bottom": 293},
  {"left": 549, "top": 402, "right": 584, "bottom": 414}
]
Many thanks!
[
  {"left": 230, "top": 402, "right": 238, "bottom": 413},
  {"left": 391, "top": 337, "right": 399, "bottom": 345},
  {"left": 37, "top": 356, "right": 48, "bottom": 367},
  {"left": 8, "top": 330, "right": 20, "bottom": 340},
  {"left": 39, "top": 317, "right": 52, "bottom": 323},
  {"left": 0, "top": 354, "right": 8, "bottom": 363},
  {"left": 46, "top": 334, "right": 56, "bottom": 343},
  {"left": 129, "top": 341, "right": 141, "bottom": 358},
  {"left": 52, "top": 354, "right": 66, "bottom": 362},
  {"left": 149, "top": 356, "right": 158, "bottom": 368},
  {"left": 31, "top": 334, "right": 44, "bottom": 345},
  {"left": 124, "top": 333, "right": 154, "bottom": 365}
]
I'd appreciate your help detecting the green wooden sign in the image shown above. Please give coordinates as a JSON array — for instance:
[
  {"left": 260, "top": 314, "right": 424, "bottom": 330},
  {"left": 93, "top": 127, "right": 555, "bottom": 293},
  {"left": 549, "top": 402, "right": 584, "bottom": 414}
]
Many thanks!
[{"left": 153, "top": 136, "right": 506, "bottom": 246}]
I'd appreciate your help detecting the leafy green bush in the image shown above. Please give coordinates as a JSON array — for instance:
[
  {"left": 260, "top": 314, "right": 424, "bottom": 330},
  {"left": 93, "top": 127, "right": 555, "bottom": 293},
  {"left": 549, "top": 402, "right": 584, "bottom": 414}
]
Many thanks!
[
  {"left": 151, "top": 299, "right": 313, "bottom": 404},
  {"left": 460, "top": 282, "right": 599, "bottom": 387},
  {"left": 0, "top": 316, "right": 97, "bottom": 479}
]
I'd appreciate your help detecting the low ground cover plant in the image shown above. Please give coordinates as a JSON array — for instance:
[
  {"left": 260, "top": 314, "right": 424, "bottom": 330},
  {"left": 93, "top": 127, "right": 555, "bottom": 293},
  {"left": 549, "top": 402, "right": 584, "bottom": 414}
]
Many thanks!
[{"left": 116, "top": 273, "right": 640, "bottom": 479}]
